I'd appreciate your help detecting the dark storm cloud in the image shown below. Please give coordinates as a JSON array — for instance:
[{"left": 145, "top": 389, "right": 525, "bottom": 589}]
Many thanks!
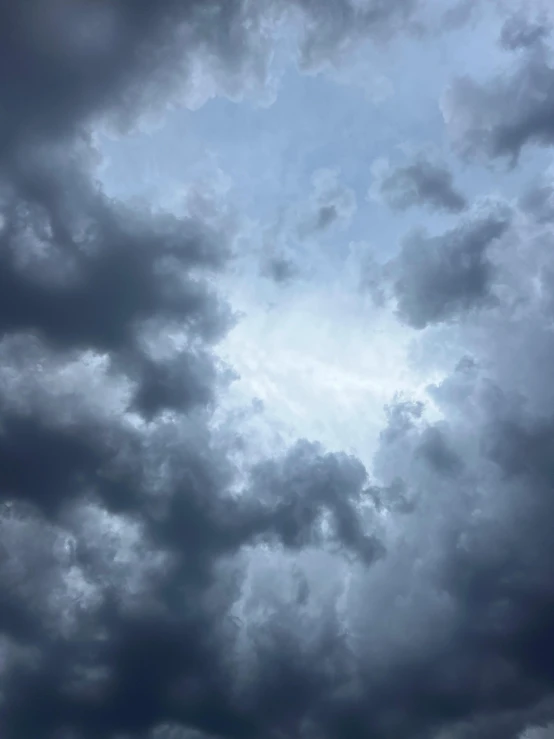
[
  {"left": 0, "top": 0, "right": 275, "bottom": 144},
  {"left": 379, "top": 159, "right": 468, "bottom": 213},
  {"left": 0, "top": 23, "right": 378, "bottom": 732},
  {"left": 0, "top": 140, "right": 234, "bottom": 430},
  {"left": 0, "top": 0, "right": 420, "bottom": 147},
  {"left": 0, "top": 410, "right": 383, "bottom": 739},
  {"left": 0, "top": 1, "right": 398, "bottom": 737},
  {"left": 361, "top": 351, "right": 554, "bottom": 739},
  {"left": 4, "top": 2, "right": 554, "bottom": 739},
  {"left": 415, "top": 425, "right": 464, "bottom": 477},
  {"left": 392, "top": 208, "right": 511, "bottom": 328},
  {"left": 443, "top": 17, "right": 554, "bottom": 162},
  {"left": 393, "top": 197, "right": 554, "bottom": 734},
  {"left": 0, "top": 157, "right": 231, "bottom": 352},
  {"left": 247, "top": 440, "right": 385, "bottom": 563}
]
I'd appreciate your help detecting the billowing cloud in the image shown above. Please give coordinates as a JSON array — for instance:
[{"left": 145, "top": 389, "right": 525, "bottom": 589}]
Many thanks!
[
  {"left": 3, "top": 2, "right": 554, "bottom": 739},
  {"left": 0, "top": 0, "right": 420, "bottom": 143},
  {"left": 442, "top": 14, "right": 554, "bottom": 162},
  {"left": 0, "top": 3, "right": 391, "bottom": 737},
  {"left": 391, "top": 206, "right": 511, "bottom": 328}
]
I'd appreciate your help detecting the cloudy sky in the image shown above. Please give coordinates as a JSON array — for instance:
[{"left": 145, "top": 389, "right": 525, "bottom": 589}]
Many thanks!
[{"left": 3, "top": 1, "right": 554, "bottom": 738}]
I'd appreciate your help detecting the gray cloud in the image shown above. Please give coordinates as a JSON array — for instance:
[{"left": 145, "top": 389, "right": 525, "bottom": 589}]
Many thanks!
[
  {"left": 247, "top": 440, "right": 384, "bottom": 563},
  {"left": 443, "top": 19, "right": 554, "bottom": 162},
  {"left": 0, "top": 3, "right": 393, "bottom": 738},
  {"left": 519, "top": 183, "right": 554, "bottom": 223},
  {"left": 290, "top": 0, "right": 419, "bottom": 70},
  {"left": 440, "top": 0, "right": 482, "bottom": 32},
  {"left": 392, "top": 208, "right": 511, "bottom": 328},
  {"left": 297, "top": 168, "right": 357, "bottom": 239},
  {"left": 4, "top": 2, "right": 554, "bottom": 739},
  {"left": 499, "top": 12, "right": 551, "bottom": 51},
  {"left": 0, "top": 139, "right": 385, "bottom": 729},
  {"left": 379, "top": 158, "right": 468, "bottom": 213},
  {"left": 261, "top": 254, "right": 300, "bottom": 283},
  {"left": 0, "top": 0, "right": 418, "bottom": 148}
]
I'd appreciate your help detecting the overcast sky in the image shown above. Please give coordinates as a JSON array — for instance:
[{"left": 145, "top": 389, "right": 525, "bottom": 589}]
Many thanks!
[{"left": 2, "top": 1, "right": 554, "bottom": 738}]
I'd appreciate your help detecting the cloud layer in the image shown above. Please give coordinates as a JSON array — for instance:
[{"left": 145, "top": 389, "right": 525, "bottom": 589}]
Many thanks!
[{"left": 2, "top": 3, "right": 554, "bottom": 739}]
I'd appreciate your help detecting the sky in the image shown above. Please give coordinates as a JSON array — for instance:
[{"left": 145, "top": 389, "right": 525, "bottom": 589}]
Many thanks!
[{"left": 3, "top": 1, "right": 554, "bottom": 738}]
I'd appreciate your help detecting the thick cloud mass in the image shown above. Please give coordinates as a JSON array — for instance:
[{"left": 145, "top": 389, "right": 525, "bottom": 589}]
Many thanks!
[
  {"left": 392, "top": 208, "right": 510, "bottom": 328},
  {"left": 3, "top": 2, "right": 554, "bottom": 739},
  {"left": 443, "top": 14, "right": 554, "bottom": 162}
]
